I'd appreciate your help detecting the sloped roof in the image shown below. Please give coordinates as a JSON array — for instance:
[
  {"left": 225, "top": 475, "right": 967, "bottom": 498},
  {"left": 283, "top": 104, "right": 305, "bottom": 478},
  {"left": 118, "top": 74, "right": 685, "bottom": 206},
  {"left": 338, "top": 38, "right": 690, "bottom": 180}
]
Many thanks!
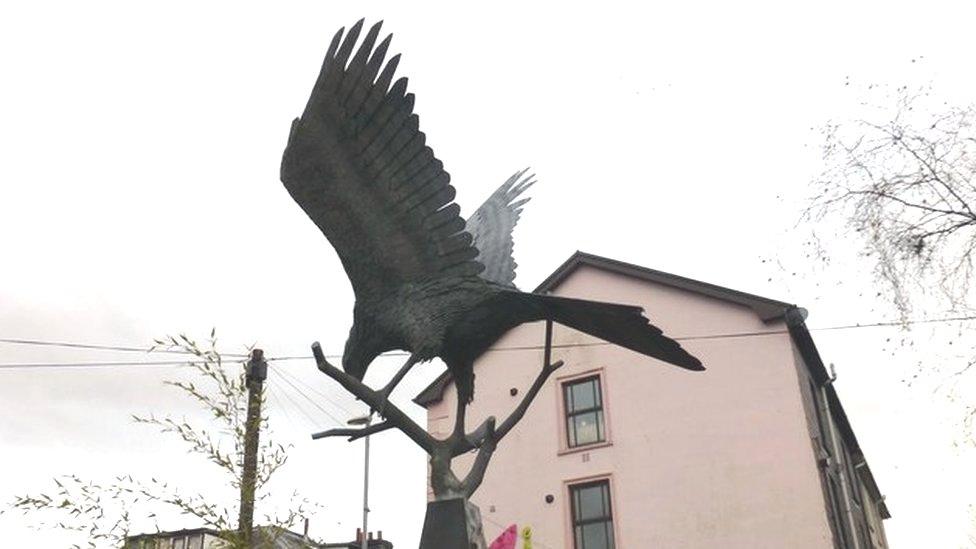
[
  {"left": 535, "top": 251, "right": 794, "bottom": 321},
  {"left": 323, "top": 538, "right": 393, "bottom": 549},
  {"left": 125, "top": 526, "right": 323, "bottom": 548},
  {"left": 788, "top": 321, "right": 892, "bottom": 519},
  {"left": 414, "top": 251, "right": 794, "bottom": 407},
  {"left": 125, "top": 527, "right": 221, "bottom": 542},
  {"left": 411, "top": 251, "right": 889, "bottom": 516}
]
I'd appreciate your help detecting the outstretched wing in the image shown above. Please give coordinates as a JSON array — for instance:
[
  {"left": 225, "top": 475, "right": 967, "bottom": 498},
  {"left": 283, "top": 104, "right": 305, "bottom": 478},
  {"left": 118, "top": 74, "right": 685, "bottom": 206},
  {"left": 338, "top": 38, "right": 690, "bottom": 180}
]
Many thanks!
[
  {"left": 465, "top": 169, "right": 535, "bottom": 288},
  {"left": 280, "top": 20, "right": 483, "bottom": 299}
]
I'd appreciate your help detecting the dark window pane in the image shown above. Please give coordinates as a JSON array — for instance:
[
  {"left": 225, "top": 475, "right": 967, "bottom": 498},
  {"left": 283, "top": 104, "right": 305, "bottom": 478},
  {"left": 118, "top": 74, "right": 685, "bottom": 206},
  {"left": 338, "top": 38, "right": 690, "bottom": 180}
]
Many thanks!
[
  {"left": 577, "top": 484, "right": 608, "bottom": 521},
  {"left": 567, "top": 415, "right": 578, "bottom": 447},
  {"left": 582, "top": 523, "right": 611, "bottom": 549},
  {"left": 564, "top": 376, "right": 606, "bottom": 448},
  {"left": 571, "top": 379, "right": 598, "bottom": 411},
  {"left": 571, "top": 481, "right": 615, "bottom": 549},
  {"left": 573, "top": 412, "right": 603, "bottom": 446},
  {"left": 573, "top": 486, "right": 583, "bottom": 521},
  {"left": 568, "top": 418, "right": 577, "bottom": 446}
]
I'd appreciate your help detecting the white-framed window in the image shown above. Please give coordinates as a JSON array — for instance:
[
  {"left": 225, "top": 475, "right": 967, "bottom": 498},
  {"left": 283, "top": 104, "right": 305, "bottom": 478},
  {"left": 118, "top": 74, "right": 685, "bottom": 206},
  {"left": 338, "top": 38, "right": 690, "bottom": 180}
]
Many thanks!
[
  {"left": 563, "top": 375, "right": 606, "bottom": 448},
  {"left": 569, "top": 479, "right": 615, "bottom": 549}
]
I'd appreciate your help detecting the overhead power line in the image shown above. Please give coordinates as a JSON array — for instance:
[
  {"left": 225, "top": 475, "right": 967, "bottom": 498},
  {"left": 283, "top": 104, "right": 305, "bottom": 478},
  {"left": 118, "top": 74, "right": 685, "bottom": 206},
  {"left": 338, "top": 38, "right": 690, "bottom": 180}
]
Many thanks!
[
  {"left": 267, "top": 376, "right": 330, "bottom": 429},
  {"left": 271, "top": 368, "right": 346, "bottom": 426},
  {"left": 274, "top": 365, "right": 356, "bottom": 417},
  {"left": 268, "top": 380, "right": 306, "bottom": 431},
  {"left": 0, "top": 337, "right": 250, "bottom": 358},
  {"left": 262, "top": 313, "right": 976, "bottom": 361},
  {"left": 0, "top": 360, "right": 204, "bottom": 370},
  {"left": 266, "top": 351, "right": 365, "bottom": 361},
  {"left": 2, "top": 313, "right": 974, "bottom": 371},
  {"left": 265, "top": 382, "right": 298, "bottom": 428},
  {"left": 810, "top": 314, "right": 976, "bottom": 332}
]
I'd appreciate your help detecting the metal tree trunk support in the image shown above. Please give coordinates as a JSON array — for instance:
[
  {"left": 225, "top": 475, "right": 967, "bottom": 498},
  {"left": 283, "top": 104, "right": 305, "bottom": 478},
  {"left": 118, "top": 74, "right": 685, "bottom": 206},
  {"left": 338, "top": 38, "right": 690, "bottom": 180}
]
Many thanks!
[{"left": 311, "top": 321, "right": 562, "bottom": 549}]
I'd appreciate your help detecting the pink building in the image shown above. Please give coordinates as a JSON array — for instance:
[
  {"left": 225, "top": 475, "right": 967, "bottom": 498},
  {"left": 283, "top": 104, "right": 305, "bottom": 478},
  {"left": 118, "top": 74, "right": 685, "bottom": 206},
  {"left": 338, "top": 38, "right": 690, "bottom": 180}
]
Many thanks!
[{"left": 415, "top": 252, "right": 889, "bottom": 549}]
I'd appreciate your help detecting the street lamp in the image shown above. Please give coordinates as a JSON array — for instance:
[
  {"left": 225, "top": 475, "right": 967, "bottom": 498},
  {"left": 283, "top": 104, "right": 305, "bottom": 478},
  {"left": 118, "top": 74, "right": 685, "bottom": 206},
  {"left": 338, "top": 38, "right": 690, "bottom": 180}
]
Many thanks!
[{"left": 348, "top": 413, "right": 372, "bottom": 549}]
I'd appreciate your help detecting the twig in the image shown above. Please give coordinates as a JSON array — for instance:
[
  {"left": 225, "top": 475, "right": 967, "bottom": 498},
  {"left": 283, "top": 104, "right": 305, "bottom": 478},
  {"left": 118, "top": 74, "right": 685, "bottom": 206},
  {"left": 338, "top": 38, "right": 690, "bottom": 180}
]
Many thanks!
[
  {"left": 496, "top": 359, "right": 564, "bottom": 442},
  {"left": 452, "top": 359, "right": 565, "bottom": 457},
  {"left": 458, "top": 321, "right": 564, "bottom": 494},
  {"left": 462, "top": 419, "right": 494, "bottom": 452},
  {"left": 311, "top": 421, "right": 394, "bottom": 441},
  {"left": 453, "top": 320, "right": 564, "bottom": 456},
  {"left": 311, "top": 342, "right": 436, "bottom": 453},
  {"left": 461, "top": 418, "right": 496, "bottom": 497}
]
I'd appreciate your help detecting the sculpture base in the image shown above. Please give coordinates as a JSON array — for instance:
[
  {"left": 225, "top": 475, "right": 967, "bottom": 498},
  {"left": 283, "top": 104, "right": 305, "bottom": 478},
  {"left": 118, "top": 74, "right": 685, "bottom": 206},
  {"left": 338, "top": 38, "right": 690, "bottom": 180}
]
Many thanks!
[{"left": 419, "top": 498, "right": 486, "bottom": 549}]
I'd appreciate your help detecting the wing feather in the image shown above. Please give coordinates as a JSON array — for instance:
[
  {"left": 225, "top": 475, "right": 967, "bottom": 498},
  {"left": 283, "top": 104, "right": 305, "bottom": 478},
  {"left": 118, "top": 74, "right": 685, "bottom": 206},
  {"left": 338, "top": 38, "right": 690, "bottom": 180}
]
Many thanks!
[
  {"left": 465, "top": 169, "right": 536, "bottom": 287},
  {"left": 281, "top": 20, "right": 482, "bottom": 299},
  {"left": 423, "top": 203, "right": 462, "bottom": 230},
  {"left": 379, "top": 133, "right": 426, "bottom": 181}
]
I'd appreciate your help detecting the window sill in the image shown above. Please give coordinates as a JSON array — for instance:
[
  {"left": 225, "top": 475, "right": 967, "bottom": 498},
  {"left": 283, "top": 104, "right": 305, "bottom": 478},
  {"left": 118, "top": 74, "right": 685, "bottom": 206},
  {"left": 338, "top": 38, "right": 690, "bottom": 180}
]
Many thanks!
[{"left": 558, "top": 440, "right": 613, "bottom": 456}]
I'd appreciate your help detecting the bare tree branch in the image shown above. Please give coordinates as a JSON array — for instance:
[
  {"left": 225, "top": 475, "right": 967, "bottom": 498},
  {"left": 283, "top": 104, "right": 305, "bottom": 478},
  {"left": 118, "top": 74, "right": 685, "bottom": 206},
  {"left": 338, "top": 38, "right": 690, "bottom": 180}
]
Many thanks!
[{"left": 807, "top": 88, "right": 976, "bottom": 318}]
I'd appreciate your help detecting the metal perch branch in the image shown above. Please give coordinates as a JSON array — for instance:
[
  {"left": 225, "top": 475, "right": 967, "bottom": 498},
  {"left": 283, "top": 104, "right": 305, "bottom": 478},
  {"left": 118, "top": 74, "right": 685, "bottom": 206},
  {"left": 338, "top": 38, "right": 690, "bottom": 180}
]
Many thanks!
[
  {"left": 458, "top": 352, "right": 564, "bottom": 496},
  {"left": 310, "top": 319, "right": 564, "bottom": 501},
  {"left": 311, "top": 421, "right": 394, "bottom": 441},
  {"left": 453, "top": 321, "right": 564, "bottom": 456},
  {"left": 310, "top": 342, "right": 436, "bottom": 454}
]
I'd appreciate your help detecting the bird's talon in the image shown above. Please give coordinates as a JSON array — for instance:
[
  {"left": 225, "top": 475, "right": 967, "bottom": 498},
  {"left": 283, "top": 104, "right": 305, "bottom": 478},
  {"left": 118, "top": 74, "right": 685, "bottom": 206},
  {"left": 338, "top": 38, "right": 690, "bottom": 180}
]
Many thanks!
[{"left": 374, "top": 387, "right": 393, "bottom": 418}]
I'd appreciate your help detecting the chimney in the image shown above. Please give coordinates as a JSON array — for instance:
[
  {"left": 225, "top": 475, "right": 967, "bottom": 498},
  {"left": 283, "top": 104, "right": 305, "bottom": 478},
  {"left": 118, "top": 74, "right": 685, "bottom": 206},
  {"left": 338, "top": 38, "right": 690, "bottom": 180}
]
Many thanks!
[
  {"left": 378, "top": 531, "right": 383, "bottom": 540},
  {"left": 369, "top": 532, "right": 374, "bottom": 540},
  {"left": 303, "top": 518, "right": 309, "bottom": 539},
  {"left": 356, "top": 528, "right": 362, "bottom": 542}
]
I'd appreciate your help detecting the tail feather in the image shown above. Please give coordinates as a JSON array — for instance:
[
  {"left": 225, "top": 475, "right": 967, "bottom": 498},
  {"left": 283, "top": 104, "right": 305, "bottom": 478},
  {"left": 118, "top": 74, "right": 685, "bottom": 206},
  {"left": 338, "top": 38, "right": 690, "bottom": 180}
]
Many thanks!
[{"left": 532, "top": 294, "right": 703, "bottom": 371}]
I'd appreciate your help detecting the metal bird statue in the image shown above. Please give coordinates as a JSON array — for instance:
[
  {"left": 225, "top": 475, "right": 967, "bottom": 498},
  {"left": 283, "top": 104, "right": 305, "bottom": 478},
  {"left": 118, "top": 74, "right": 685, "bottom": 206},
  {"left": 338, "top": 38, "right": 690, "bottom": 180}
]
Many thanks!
[{"left": 281, "top": 20, "right": 703, "bottom": 404}]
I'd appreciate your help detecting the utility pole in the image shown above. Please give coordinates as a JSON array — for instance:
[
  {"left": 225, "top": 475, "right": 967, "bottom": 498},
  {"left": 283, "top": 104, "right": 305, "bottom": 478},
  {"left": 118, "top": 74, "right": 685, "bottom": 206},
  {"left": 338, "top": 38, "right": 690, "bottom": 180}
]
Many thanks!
[{"left": 238, "top": 348, "right": 267, "bottom": 547}]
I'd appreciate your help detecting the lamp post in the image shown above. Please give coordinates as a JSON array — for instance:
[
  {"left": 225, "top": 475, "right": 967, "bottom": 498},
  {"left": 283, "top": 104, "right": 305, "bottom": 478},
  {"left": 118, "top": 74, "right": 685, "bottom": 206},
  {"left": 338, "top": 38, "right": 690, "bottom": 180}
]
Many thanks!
[{"left": 348, "top": 413, "right": 372, "bottom": 549}]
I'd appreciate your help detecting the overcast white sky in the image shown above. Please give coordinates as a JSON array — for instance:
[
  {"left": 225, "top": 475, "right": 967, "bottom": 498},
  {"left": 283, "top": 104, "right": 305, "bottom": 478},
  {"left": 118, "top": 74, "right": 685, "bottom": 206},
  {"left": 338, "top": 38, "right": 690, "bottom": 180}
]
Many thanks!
[{"left": 3, "top": 1, "right": 976, "bottom": 547}]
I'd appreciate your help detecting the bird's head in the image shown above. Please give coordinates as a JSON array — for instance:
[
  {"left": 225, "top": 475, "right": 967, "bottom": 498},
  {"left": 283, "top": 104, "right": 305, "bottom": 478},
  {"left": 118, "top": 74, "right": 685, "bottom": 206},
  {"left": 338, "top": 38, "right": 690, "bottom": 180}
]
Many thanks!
[{"left": 341, "top": 323, "right": 381, "bottom": 382}]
